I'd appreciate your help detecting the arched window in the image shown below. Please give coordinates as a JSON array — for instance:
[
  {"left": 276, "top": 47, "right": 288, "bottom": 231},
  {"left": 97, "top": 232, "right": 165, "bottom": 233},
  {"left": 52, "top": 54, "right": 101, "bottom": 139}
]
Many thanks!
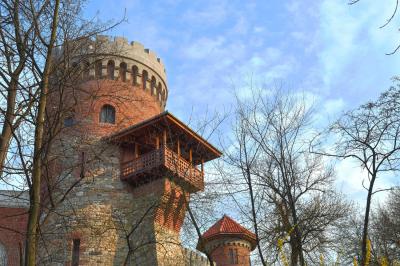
[
  {"left": 72, "top": 238, "right": 80, "bottom": 266},
  {"left": 71, "top": 62, "right": 80, "bottom": 79},
  {"left": 162, "top": 90, "right": 166, "bottom": 102},
  {"left": 142, "top": 70, "right": 148, "bottom": 90},
  {"left": 119, "top": 62, "right": 127, "bottom": 82},
  {"left": 99, "top": 104, "right": 115, "bottom": 124},
  {"left": 131, "top": 65, "right": 138, "bottom": 85},
  {"left": 229, "top": 248, "right": 238, "bottom": 264},
  {"left": 83, "top": 61, "right": 90, "bottom": 79},
  {"left": 0, "top": 242, "right": 7, "bottom": 266},
  {"left": 157, "top": 83, "right": 162, "bottom": 101},
  {"left": 150, "top": 76, "right": 156, "bottom": 96},
  {"left": 95, "top": 60, "right": 102, "bottom": 79},
  {"left": 107, "top": 60, "right": 115, "bottom": 80}
]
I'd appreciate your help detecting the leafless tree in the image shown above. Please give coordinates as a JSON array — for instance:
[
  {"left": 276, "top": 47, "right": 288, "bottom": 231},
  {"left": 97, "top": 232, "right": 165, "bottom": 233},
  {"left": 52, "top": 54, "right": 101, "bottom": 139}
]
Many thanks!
[
  {"left": 312, "top": 82, "right": 400, "bottom": 265},
  {"left": 348, "top": 0, "right": 400, "bottom": 54},
  {"left": 370, "top": 188, "right": 400, "bottom": 264},
  {"left": 219, "top": 88, "right": 349, "bottom": 265},
  {"left": 0, "top": 1, "right": 125, "bottom": 264}
]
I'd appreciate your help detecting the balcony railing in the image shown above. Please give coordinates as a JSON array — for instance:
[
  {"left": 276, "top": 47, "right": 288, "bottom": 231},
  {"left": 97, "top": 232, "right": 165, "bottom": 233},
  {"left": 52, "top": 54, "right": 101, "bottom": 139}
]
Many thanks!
[{"left": 120, "top": 146, "right": 204, "bottom": 192}]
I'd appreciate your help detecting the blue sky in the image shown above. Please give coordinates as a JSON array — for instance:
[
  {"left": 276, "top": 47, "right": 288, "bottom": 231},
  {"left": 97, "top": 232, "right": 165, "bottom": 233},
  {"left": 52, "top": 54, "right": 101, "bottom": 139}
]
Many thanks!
[{"left": 84, "top": 1, "right": 400, "bottom": 203}]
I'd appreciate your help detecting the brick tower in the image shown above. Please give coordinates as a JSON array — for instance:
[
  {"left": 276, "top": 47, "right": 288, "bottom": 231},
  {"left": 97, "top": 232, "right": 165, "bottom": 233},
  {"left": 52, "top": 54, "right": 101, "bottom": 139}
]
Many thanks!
[
  {"left": 39, "top": 36, "right": 221, "bottom": 265},
  {"left": 197, "top": 215, "right": 257, "bottom": 266}
]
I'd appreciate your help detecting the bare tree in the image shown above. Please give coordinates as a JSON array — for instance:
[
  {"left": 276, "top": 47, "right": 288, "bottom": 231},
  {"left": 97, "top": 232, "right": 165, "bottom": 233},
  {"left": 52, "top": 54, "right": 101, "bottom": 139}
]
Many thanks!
[
  {"left": 219, "top": 88, "right": 348, "bottom": 265},
  {"left": 348, "top": 0, "right": 400, "bottom": 54},
  {"left": 313, "top": 83, "right": 400, "bottom": 265},
  {"left": 0, "top": 1, "right": 125, "bottom": 265},
  {"left": 370, "top": 188, "right": 400, "bottom": 264}
]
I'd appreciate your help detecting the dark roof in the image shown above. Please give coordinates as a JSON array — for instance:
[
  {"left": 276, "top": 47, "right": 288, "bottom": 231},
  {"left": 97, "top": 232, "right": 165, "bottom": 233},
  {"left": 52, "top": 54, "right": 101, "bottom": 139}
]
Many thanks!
[
  {"left": 104, "top": 111, "right": 222, "bottom": 162},
  {"left": 198, "top": 215, "right": 257, "bottom": 251}
]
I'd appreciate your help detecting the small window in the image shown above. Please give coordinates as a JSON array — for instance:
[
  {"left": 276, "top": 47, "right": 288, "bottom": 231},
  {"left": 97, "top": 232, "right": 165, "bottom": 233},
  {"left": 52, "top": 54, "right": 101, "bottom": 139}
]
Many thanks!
[
  {"left": 95, "top": 60, "right": 102, "bottom": 79},
  {"left": 157, "top": 83, "right": 162, "bottom": 101},
  {"left": 0, "top": 242, "right": 7, "bottom": 266},
  {"left": 107, "top": 60, "right": 115, "bottom": 80},
  {"left": 120, "top": 62, "right": 127, "bottom": 82},
  {"left": 142, "top": 70, "right": 148, "bottom": 90},
  {"left": 229, "top": 248, "right": 238, "bottom": 264},
  {"left": 99, "top": 104, "right": 115, "bottom": 124},
  {"left": 132, "top": 65, "right": 138, "bottom": 85},
  {"left": 64, "top": 117, "right": 74, "bottom": 127},
  {"left": 83, "top": 61, "right": 90, "bottom": 79},
  {"left": 150, "top": 76, "right": 156, "bottom": 95},
  {"left": 71, "top": 238, "right": 80, "bottom": 266}
]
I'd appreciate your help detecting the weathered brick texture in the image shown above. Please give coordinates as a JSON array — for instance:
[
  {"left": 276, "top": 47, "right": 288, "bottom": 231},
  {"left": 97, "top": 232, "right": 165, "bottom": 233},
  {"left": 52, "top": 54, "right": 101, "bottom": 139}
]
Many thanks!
[{"left": 0, "top": 207, "right": 28, "bottom": 266}]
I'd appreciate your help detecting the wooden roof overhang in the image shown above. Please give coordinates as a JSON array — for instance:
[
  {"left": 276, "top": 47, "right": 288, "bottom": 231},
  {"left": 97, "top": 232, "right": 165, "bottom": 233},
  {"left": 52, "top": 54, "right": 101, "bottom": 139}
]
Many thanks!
[{"left": 104, "top": 111, "right": 222, "bottom": 164}]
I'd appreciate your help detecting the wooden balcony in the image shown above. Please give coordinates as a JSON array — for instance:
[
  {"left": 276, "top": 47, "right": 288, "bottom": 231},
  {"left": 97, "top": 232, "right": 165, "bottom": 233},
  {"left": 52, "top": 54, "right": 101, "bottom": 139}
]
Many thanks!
[{"left": 120, "top": 146, "right": 204, "bottom": 192}]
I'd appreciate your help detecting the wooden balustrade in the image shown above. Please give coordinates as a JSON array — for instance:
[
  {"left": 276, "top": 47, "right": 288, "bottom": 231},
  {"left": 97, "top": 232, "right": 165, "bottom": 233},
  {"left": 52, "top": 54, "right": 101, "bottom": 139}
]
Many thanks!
[{"left": 120, "top": 146, "right": 204, "bottom": 192}]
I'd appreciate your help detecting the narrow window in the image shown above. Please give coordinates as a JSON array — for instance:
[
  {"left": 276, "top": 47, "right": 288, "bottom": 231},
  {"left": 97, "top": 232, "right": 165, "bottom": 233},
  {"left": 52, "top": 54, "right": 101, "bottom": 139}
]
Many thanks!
[
  {"left": 142, "top": 70, "right": 148, "bottom": 90},
  {"left": 71, "top": 238, "right": 80, "bottom": 266},
  {"left": 83, "top": 61, "right": 90, "bottom": 79},
  {"left": 0, "top": 242, "right": 7, "bottom": 266},
  {"left": 234, "top": 248, "right": 238, "bottom": 264},
  {"left": 99, "top": 104, "right": 116, "bottom": 124},
  {"left": 151, "top": 76, "right": 156, "bottom": 95},
  {"left": 131, "top": 65, "right": 138, "bottom": 85},
  {"left": 229, "top": 248, "right": 238, "bottom": 264},
  {"left": 157, "top": 83, "right": 162, "bottom": 101},
  {"left": 119, "top": 62, "right": 127, "bottom": 82},
  {"left": 107, "top": 60, "right": 115, "bottom": 80},
  {"left": 95, "top": 60, "right": 102, "bottom": 79}
]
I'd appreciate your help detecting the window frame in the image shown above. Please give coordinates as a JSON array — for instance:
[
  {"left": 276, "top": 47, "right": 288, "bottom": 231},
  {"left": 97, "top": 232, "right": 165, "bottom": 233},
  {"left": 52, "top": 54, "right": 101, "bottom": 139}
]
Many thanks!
[
  {"left": 71, "top": 238, "right": 80, "bottom": 266},
  {"left": 99, "top": 104, "right": 116, "bottom": 124}
]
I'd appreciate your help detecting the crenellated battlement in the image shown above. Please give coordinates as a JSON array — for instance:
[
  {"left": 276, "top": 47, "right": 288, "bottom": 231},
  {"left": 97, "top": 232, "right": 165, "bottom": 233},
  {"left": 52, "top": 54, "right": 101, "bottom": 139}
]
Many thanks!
[{"left": 67, "top": 35, "right": 168, "bottom": 108}]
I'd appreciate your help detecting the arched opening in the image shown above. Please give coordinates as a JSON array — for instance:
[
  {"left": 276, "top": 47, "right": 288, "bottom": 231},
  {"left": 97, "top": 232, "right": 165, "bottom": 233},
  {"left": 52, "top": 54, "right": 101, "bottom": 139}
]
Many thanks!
[
  {"left": 150, "top": 76, "right": 156, "bottom": 96},
  {"left": 131, "top": 65, "right": 138, "bottom": 85},
  {"left": 83, "top": 61, "right": 90, "bottom": 79},
  {"left": 107, "top": 60, "right": 115, "bottom": 80},
  {"left": 119, "top": 62, "right": 127, "bottom": 82},
  {"left": 99, "top": 104, "right": 116, "bottom": 124},
  {"left": 0, "top": 242, "right": 7, "bottom": 266},
  {"left": 162, "top": 90, "right": 166, "bottom": 102},
  {"left": 95, "top": 60, "right": 102, "bottom": 79},
  {"left": 71, "top": 62, "right": 80, "bottom": 80},
  {"left": 157, "top": 83, "right": 162, "bottom": 101},
  {"left": 142, "top": 70, "right": 148, "bottom": 90}
]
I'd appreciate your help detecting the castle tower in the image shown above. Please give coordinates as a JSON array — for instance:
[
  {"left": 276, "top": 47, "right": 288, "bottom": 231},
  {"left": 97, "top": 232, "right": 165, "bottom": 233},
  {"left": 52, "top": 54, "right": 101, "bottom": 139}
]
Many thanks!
[
  {"left": 197, "top": 215, "right": 257, "bottom": 266},
  {"left": 39, "top": 36, "right": 221, "bottom": 265}
]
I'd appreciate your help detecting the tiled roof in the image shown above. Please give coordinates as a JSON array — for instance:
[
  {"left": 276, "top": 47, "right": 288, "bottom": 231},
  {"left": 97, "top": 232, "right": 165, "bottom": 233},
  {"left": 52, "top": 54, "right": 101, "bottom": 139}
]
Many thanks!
[{"left": 202, "top": 215, "right": 256, "bottom": 242}]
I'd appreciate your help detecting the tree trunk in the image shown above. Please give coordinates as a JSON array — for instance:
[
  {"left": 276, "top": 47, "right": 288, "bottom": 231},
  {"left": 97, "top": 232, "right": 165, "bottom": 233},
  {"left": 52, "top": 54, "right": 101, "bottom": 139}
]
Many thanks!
[
  {"left": 25, "top": 1, "right": 60, "bottom": 264},
  {"left": 0, "top": 0, "right": 27, "bottom": 176},
  {"left": 246, "top": 168, "right": 267, "bottom": 266},
  {"left": 361, "top": 173, "right": 376, "bottom": 266}
]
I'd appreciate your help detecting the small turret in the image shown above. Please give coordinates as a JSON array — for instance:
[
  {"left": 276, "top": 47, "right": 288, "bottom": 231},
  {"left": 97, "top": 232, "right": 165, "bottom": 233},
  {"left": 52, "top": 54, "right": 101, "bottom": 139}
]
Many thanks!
[{"left": 198, "top": 215, "right": 257, "bottom": 266}]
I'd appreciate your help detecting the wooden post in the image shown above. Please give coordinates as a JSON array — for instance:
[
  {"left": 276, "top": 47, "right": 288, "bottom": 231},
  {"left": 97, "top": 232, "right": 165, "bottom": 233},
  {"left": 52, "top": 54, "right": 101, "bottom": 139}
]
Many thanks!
[
  {"left": 201, "top": 159, "right": 204, "bottom": 176},
  {"left": 134, "top": 143, "right": 139, "bottom": 158},
  {"left": 189, "top": 148, "right": 192, "bottom": 164},
  {"left": 156, "top": 136, "right": 160, "bottom": 149},
  {"left": 163, "top": 130, "right": 167, "bottom": 147},
  {"left": 177, "top": 139, "right": 180, "bottom": 157}
]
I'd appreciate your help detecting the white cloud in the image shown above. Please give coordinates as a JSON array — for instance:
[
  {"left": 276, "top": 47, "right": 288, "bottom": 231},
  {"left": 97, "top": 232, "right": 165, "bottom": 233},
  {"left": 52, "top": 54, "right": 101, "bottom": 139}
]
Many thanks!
[
  {"left": 180, "top": 1, "right": 230, "bottom": 27},
  {"left": 182, "top": 37, "right": 226, "bottom": 60}
]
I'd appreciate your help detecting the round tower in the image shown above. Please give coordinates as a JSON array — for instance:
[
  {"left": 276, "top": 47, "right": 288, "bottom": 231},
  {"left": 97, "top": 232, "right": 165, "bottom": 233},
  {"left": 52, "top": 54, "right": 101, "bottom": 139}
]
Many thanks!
[
  {"left": 47, "top": 35, "right": 168, "bottom": 137},
  {"left": 197, "top": 215, "right": 257, "bottom": 266},
  {"left": 40, "top": 36, "right": 221, "bottom": 266}
]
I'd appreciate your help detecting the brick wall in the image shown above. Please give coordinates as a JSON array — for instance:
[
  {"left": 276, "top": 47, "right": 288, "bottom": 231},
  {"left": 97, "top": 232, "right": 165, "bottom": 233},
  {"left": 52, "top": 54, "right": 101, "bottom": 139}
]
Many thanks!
[{"left": 0, "top": 207, "right": 28, "bottom": 266}]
